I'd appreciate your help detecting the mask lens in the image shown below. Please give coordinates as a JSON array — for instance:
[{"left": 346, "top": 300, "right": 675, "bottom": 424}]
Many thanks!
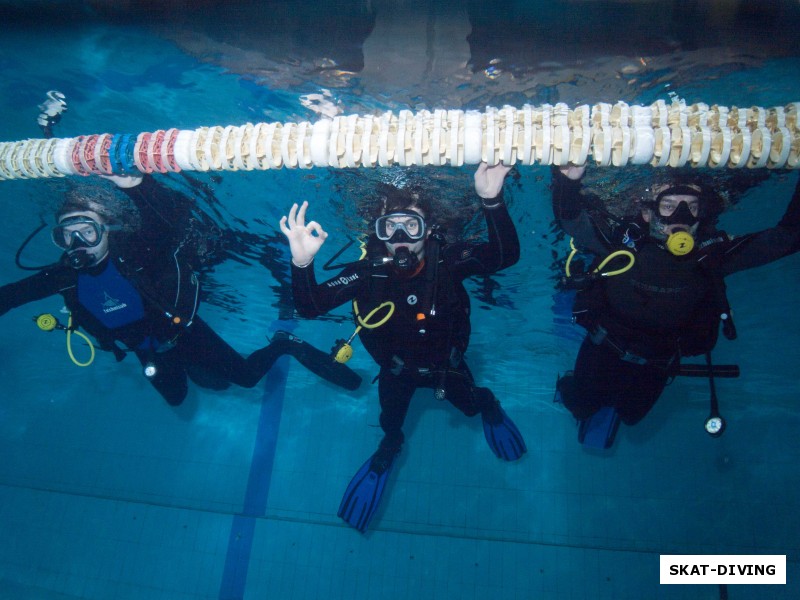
[
  {"left": 51, "top": 217, "right": 104, "bottom": 250},
  {"left": 658, "top": 198, "right": 699, "bottom": 218},
  {"left": 375, "top": 212, "right": 425, "bottom": 242}
]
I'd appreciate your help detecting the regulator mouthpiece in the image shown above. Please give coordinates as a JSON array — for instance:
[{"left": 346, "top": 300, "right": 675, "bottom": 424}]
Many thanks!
[
  {"left": 331, "top": 339, "right": 354, "bottom": 364},
  {"left": 666, "top": 230, "right": 695, "bottom": 256},
  {"left": 67, "top": 250, "right": 93, "bottom": 269},
  {"left": 392, "top": 246, "right": 419, "bottom": 272},
  {"left": 35, "top": 313, "right": 60, "bottom": 331}
]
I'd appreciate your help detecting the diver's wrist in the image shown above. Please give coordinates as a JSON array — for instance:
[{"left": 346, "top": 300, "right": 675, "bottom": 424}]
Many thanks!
[
  {"left": 292, "top": 257, "right": 314, "bottom": 268},
  {"left": 481, "top": 191, "right": 505, "bottom": 209}
]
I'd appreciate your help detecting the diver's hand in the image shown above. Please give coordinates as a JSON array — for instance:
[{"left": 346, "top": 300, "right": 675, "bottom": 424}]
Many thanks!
[
  {"left": 558, "top": 165, "right": 586, "bottom": 181},
  {"left": 279, "top": 201, "right": 328, "bottom": 267},
  {"left": 101, "top": 174, "right": 144, "bottom": 188},
  {"left": 474, "top": 162, "right": 511, "bottom": 199}
]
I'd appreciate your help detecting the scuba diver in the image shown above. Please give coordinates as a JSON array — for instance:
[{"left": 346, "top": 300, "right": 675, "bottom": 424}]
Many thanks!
[
  {"left": 279, "top": 162, "right": 525, "bottom": 533},
  {"left": 0, "top": 175, "right": 361, "bottom": 406},
  {"left": 552, "top": 164, "right": 800, "bottom": 448}
]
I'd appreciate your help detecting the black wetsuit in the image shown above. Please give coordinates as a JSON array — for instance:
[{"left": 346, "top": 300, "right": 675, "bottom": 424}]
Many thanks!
[
  {"left": 291, "top": 196, "right": 520, "bottom": 452},
  {"left": 1, "top": 178, "right": 360, "bottom": 405},
  {"left": 552, "top": 170, "right": 800, "bottom": 425},
  {"left": 0, "top": 245, "right": 296, "bottom": 405}
]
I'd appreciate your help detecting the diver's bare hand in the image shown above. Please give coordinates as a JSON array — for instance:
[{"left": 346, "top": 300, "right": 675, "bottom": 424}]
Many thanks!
[
  {"left": 101, "top": 174, "right": 144, "bottom": 188},
  {"left": 279, "top": 201, "right": 328, "bottom": 267},
  {"left": 474, "top": 162, "right": 512, "bottom": 199},
  {"left": 559, "top": 165, "right": 586, "bottom": 180}
]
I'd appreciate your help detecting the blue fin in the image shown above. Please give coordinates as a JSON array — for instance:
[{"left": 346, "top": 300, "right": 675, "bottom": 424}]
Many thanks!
[
  {"left": 482, "top": 405, "right": 527, "bottom": 461},
  {"left": 578, "top": 407, "right": 621, "bottom": 449},
  {"left": 553, "top": 371, "right": 575, "bottom": 405},
  {"left": 337, "top": 449, "right": 397, "bottom": 533}
]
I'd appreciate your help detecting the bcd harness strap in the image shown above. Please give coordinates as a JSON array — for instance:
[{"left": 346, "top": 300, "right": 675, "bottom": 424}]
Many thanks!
[{"left": 587, "top": 324, "right": 678, "bottom": 369}]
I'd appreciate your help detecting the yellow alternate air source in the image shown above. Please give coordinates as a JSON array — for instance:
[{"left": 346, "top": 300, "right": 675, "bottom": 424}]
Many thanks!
[{"left": 0, "top": 100, "right": 798, "bottom": 180}]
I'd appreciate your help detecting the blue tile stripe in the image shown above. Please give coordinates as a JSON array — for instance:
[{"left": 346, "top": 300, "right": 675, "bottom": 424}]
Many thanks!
[{"left": 218, "top": 343, "right": 290, "bottom": 600}]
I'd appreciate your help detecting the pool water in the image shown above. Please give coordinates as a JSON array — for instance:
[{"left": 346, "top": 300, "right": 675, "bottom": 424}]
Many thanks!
[{"left": 0, "top": 2, "right": 799, "bottom": 599}]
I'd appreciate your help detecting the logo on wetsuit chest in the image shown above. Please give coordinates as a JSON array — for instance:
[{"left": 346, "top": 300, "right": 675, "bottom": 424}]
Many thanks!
[
  {"left": 326, "top": 273, "right": 360, "bottom": 288},
  {"left": 407, "top": 294, "right": 418, "bottom": 305},
  {"left": 102, "top": 292, "right": 128, "bottom": 314},
  {"left": 78, "top": 260, "right": 145, "bottom": 329},
  {"left": 632, "top": 280, "right": 690, "bottom": 295}
]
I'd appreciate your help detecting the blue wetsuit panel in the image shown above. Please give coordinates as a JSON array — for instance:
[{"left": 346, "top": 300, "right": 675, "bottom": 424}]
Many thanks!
[{"left": 78, "top": 260, "right": 145, "bottom": 329}]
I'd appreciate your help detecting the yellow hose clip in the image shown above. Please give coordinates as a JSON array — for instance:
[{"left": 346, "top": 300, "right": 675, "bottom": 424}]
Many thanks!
[
  {"left": 331, "top": 300, "right": 395, "bottom": 364},
  {"left": 34, "top": 312, "right": 96, "bottom": 367}
]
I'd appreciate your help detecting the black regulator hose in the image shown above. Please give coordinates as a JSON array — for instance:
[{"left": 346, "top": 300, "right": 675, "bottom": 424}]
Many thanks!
[{"left": 15, "top": 219, "right": 59, "bottom": 271}]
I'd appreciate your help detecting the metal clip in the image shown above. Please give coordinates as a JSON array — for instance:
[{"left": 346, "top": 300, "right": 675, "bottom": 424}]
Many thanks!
[
  {"left": 390, "top": 355, "right": 405, "bottom": 375},
  {"left": 620, "top": 351, "right": 648, "bottom": 366},
  {"left": 589, "top": 325, "right": 608, "bottom": 345}
]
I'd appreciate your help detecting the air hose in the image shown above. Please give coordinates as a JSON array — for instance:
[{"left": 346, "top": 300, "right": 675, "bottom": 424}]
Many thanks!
[
  {"left": 1, "top": 101, "right": 798, "bottom": 181},
  {"left": 565, "top": 237, "right": 635, "bottom": 281},
  {"left": 331, "top": 300, "right": 395, "bottom": 364},
  {"left": 35, "top": 312, "right": 96, "bottom": 367}
]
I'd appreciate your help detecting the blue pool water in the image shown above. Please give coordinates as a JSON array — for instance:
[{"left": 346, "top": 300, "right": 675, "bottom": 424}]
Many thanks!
[{"left": 1, "top": 2, "right": 799, "bottom": 599}]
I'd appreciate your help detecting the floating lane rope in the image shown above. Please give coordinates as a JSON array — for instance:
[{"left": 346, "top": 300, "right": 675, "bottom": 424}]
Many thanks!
[{"left": 1, "top": 101, "right": 798, "bottom": 180}]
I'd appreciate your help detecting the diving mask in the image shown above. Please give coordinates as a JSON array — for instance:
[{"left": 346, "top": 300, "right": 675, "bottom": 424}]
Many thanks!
[
  {"left": 653, "top": 185, "right": 702, "bottom": 224},
  {"left": 375, "top": 210, "right": 426, "bottom": 243},
  {"left": 657, "top": 197, "right": 700, "bottom": 225},
  {"left": 648, "top": 186, "right": 702, "bottom": 256},
  {"left": 659, "top": 199, "right": 699, "bottom": 256},
  {"left": 52, "top": 216, "right": 107, "bottom": 250}
]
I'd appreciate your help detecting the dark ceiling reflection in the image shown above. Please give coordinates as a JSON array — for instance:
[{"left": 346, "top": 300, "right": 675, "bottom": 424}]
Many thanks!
[{"left": 74, "top": 0, "right": 800, "bottom": 109}]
